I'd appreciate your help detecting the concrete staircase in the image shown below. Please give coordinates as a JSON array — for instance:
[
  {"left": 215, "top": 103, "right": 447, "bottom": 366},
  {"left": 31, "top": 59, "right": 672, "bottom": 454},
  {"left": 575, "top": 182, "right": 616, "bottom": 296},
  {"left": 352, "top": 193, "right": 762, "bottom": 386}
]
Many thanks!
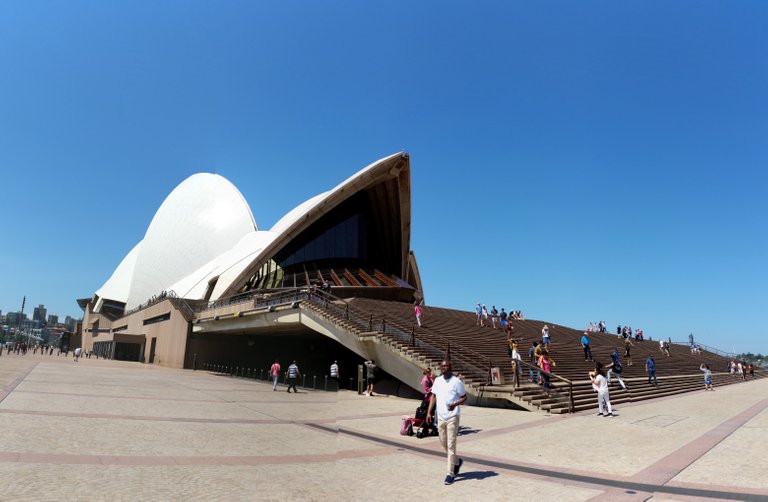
[{"left": 331, "top": 296, "right": 762, "bottom": 413}]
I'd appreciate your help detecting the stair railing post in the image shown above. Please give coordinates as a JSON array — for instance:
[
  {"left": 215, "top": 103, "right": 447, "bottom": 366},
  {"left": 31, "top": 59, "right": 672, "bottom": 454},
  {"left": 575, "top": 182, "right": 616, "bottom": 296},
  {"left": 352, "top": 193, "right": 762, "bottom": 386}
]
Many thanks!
[
  {"left": 410, "top": 326, "right": 415, "bottom": 347},
  {"left": 368, "top": 315, "right": 373, "bottom": 332}
]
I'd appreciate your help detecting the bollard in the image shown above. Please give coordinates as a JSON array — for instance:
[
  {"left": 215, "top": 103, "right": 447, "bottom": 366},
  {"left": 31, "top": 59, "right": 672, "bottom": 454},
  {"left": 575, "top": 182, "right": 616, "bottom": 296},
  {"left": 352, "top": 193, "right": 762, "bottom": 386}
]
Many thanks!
[
  {"left": 302, "top": 374, "right": 306, "bottom": 388},
  {"left": 193, "top": 354, "right": 197, "bottom": 371},
  {"left": 260, "top": 369, "right": 264, "bottom": 380},
  {"left": 313, "top": 375, "right": 317, "bottom": 389},
  {"left": 324, "top": 375, "right": 328, "bottom": 391},
  {"left": 349, "top": 377, "right": 353, "bottom": 390}
]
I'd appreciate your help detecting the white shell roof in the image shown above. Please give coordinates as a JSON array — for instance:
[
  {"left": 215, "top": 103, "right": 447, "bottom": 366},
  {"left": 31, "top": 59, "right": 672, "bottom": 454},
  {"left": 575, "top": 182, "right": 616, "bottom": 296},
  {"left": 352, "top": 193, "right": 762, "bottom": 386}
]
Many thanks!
[
  {"left": 95, "top": 153, "right": 404, "bottom": 309},
  {"left": 123, "top": 173, "right": 257, "bottom": 310},
  {"left": 95, "top": 241, "right": 142, "bottom": 305},
  {"left": 165, "top": 230, "right": 277, "bottom": 300}
]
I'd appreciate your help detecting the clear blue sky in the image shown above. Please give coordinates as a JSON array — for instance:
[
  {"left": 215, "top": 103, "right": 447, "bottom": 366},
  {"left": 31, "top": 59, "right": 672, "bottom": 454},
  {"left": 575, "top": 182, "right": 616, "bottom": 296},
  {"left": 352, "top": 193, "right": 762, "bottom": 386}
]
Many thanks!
[{"left": 1, "top": 2, "right": 765, "bottom": 355}]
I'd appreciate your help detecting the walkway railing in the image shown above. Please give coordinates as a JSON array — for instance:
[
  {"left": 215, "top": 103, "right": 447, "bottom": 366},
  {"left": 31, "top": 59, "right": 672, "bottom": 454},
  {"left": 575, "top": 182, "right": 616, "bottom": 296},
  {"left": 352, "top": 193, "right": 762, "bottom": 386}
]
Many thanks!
[
  {"left": 199, "top": 363, "right": 345, "bottom": 392},
  {"left": 303, "top": 290, "right": 494, "bottom": 385},
  {"left": 196, "top": 289, "right": 307, "bottom": 319},
  {"left": 124, "top": 290, "right": 195, "bottom": 319},
  {"left": 514, "top": 359, "right": 575, "bottom": 413},
  {"left": 673, "top": 340, "right": 736, "bottom": 359}
]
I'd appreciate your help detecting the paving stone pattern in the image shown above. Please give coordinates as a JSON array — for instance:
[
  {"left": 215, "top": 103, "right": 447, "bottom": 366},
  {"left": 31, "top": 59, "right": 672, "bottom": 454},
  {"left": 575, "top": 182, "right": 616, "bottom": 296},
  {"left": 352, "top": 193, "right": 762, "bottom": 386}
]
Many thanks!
[{"left": 0, "top": 353, "right": 767, "bottom": 501}]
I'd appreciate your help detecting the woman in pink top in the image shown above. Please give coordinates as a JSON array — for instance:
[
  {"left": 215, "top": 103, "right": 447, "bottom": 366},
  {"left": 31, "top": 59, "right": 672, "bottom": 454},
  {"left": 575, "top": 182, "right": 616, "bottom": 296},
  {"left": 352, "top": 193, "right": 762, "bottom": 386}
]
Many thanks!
[
  {"left": 537, "top": 351, "right": 556, "bottom": 390},
  {"left": 414, "top": 304, "right": 423, "bottom": 327},
  {"left": 421, "top": 367, "right": 434, "bottom": 397}
]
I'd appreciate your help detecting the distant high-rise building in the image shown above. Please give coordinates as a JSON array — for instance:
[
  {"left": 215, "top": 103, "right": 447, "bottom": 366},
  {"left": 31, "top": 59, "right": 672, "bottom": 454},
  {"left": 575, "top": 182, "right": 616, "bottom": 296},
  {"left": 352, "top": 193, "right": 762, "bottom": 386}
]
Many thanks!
[
  {"left": 6, "top": 312, "right": 26, "bottom": 325},
  {"left": 33, "top": 304, "right": 47, "bottom": 327},
  {"left": 47, "top": 314, "right": 59, "bottom": 326},
  {"left": 64, "top": 315, "right": 75, "bottom": 331}
]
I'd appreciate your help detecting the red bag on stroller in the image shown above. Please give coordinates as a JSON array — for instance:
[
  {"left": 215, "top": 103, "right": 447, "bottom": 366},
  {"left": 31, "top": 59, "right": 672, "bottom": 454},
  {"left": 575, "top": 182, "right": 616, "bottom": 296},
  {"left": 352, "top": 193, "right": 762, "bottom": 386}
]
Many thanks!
[{"left": 400, "top": 398, "right": 439, "bottom": 437}]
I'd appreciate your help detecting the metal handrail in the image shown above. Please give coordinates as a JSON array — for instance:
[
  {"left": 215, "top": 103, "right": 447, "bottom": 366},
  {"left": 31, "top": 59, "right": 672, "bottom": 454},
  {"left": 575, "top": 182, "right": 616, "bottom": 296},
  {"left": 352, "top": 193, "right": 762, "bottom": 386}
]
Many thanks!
[
  {"left": 124, "top": 290, "right": 182, "bottom": 316},
  {"left": 197, "top": 289, "right": 306, "bottom": 317},
  {"left": 372, "top": 302, "right": 495, "bottom": 375},
  {"left": 672, "top": 340, "right": 736, "bottom": 358},
  {"left": 514, "top": 358, "right": 575, "bottom": 413},
  {"left": 304, "top": 290, "right": 491, "bottom": 382}
]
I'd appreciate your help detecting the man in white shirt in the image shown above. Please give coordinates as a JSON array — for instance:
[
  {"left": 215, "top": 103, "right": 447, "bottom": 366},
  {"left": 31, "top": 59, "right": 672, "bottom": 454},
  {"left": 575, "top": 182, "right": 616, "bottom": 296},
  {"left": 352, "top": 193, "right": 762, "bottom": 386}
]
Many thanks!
[{"left": 426, "top": 360, "right": 467, "bottom": 485}]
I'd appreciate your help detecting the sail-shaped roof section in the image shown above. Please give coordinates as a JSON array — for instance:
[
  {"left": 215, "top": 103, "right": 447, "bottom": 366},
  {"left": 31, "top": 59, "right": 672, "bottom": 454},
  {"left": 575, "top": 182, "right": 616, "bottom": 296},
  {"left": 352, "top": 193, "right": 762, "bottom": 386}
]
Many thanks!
[
  {"left": 124, "top": 173, "right": 257, "bottom": 310},
  {"left": 88, "top": 153, "right": 417, "bottom": 310},
  {"left": 218, "top": 152, "right": 412, "bottom": 298}
]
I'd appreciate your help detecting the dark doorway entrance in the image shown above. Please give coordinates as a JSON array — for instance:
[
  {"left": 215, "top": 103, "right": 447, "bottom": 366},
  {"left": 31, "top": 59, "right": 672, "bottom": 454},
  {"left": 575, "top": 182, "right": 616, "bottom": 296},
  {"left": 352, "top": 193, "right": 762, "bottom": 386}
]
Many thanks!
[
  {"left": 148, "top": 337, "right": 157, "bottom": 363},
  {"left": 114, "top": 342, "right": 142, "bottom": 361}
]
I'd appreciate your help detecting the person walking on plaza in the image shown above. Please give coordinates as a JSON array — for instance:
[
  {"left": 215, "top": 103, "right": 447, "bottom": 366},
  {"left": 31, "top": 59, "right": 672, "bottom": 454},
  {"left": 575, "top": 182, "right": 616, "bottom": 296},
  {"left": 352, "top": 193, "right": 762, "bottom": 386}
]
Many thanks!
[
  {"left": 286, "top": 361, "right": 301, "bottom": 393},
  {"left": 73, "top": 347, "right": 82, "bottom": 362},
  {"left": 330, "top": 360, "right": 340, "bottom": 388},
  {"left": 364, "top": 359, "right": 378, "bottom": 396},
  {"left": 270, "top": 359, "right": 281, "bottom": 391},
  {"left": 581, "top": 332, "right": 593, "bottom": 361},
  {"left": 590, "top": 362, "right": 613, "bottom": 417},
  {"left": 414, "top": 303, "right": 423, "bottom": 327},
  {"left": 426, "top": 360, "right": 467, "bottom": 485},
  {"left": 700, "top": 364, "right": 714, "bottom": 391},
  {"left": 646, "top": 354, "right": 657, "bottom": 386}
]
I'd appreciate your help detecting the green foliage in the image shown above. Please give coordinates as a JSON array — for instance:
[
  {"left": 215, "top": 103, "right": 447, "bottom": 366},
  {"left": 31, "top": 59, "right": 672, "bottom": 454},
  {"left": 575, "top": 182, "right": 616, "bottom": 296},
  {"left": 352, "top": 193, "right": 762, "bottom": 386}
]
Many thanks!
[{"left": 736, "top": 353, "right": 764, "bottom": 366}]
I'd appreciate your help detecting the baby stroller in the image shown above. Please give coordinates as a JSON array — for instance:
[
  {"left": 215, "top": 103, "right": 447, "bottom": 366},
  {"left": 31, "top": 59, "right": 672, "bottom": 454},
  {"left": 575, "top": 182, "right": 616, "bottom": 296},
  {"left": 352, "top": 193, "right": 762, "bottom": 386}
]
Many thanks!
[{"left": 400, "top": 398, "right": 439, "bottom": 438}]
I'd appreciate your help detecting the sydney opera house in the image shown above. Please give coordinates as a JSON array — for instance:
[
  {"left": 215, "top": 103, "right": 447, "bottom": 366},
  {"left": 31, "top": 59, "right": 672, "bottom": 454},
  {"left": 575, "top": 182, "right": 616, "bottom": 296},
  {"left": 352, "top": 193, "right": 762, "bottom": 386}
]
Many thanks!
[
  {"left": 79, "top": 152, "right": 422, "bottom": 374},
  {"left": 79, "top": 151, "right": 745, "bottom": 412}
]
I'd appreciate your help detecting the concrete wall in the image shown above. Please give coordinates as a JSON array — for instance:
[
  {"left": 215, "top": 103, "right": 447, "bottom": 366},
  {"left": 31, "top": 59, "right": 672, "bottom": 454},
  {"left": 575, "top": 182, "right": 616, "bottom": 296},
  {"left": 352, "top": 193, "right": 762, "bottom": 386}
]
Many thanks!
[{"left": 81, "top": 299, "right": 190, "bottom": 368}]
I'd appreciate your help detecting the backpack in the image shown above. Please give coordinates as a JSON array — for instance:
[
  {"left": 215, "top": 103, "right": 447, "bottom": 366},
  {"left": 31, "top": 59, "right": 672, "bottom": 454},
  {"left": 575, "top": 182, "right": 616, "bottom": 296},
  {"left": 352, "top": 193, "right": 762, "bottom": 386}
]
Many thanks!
[
  {"left": 612, "top": 354, "right": 622, "bottom": 373},
  {"left": 415, "top": 398, "right": 429, "bottom": 420}
]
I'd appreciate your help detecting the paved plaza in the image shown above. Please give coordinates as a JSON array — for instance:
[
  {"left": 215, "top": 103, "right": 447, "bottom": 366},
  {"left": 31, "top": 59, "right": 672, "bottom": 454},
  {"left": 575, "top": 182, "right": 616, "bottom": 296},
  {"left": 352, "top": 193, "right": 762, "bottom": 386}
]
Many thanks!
[{"left": 0, "top": 353, "right": 766, "bottom": 501}]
